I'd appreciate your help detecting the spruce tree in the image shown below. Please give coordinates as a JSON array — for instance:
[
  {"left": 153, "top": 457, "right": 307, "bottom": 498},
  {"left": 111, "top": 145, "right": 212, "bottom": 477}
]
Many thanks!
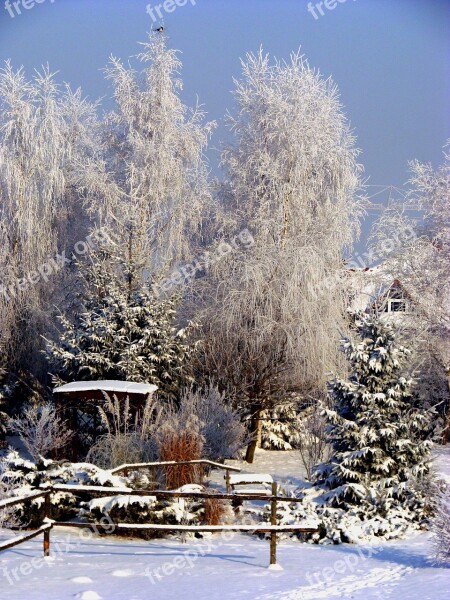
[
  {"left": 316, "top": 313, "right": 432, "bottom": 519},
  {"left": 47, "top": 254, "right": 193, "bottom": 401}
]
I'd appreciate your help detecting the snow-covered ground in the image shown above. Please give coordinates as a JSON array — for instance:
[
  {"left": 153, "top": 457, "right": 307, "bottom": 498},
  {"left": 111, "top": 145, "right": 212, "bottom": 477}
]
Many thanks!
[
  {"left": 1, "top": 527, "right": 448, "bottom": 600},
  {"left": 1, "top": 448, "right": 449, "bottom": 599}
]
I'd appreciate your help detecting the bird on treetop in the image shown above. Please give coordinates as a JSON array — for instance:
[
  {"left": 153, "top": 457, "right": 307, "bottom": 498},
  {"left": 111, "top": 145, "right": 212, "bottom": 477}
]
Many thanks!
[{"left": 154, "top": 26, "right": 164, "bottom": 33}]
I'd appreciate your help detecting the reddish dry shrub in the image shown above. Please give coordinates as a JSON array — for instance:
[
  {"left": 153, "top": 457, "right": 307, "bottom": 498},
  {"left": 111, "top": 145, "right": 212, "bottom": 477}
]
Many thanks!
[
  {"left": 204, "top": 495, "right": 229, "bottom": 526},
  {"left": 158, "top": 429, "right": 204, "bottom": 489}
]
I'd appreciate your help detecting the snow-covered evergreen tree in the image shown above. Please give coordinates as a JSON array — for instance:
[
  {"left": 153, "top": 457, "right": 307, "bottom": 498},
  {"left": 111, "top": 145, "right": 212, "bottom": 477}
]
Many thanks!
[
  {"left": 47, "top": 253, "right": 193, "bottom": 401},
  {"left": 316, "top": 313, "right": 432, "bottom": 519},
  {"left": 261, "top": 401, "right": 303, "bottom": 450}
]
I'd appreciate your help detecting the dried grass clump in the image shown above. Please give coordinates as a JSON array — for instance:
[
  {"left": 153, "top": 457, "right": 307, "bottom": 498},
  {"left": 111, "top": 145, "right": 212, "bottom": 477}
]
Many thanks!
[
  {"left": 203, "top": 493, "right": 231, "bottom": 526},
  {"left": 156, "top": 405, "right": 204, "bottom": 489},
  {"left": 158, "top": 429, "right": 204, "bottom": 489},
  {"left": 87, "top": 393, "right": 163, "bottom": 469}
]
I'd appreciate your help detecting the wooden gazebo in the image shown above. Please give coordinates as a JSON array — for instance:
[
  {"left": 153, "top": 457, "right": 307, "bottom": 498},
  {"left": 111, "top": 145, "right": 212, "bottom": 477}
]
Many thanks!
[{"left": 53, "top": 380, "right": 158, "bottom": 460}]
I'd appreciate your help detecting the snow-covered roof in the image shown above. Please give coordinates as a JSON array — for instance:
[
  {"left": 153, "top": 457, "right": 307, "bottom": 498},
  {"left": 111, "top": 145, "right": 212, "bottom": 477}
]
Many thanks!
[{"left": 53, "top": 380, "right": 158, "bottom": 395}]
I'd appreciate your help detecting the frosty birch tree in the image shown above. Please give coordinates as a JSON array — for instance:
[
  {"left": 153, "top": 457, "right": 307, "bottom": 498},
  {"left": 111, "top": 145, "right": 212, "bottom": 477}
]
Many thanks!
[
  {"left": 370, "top": 145, "right": 450, "bottom": 429},
  {"left": 79, "top": 32, "right": 215, "bottom": 289},
  {"left": 196, "top": 50, "right": 363, "bottom": 461},
  {"left": 0, "top": 62, "right": 99, "bottom": 380}
]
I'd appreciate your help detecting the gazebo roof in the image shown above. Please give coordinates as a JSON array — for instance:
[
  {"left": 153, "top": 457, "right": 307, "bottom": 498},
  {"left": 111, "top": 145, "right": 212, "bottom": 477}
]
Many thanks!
[{"left": 54, "top": 380, "right": 158, "bottom": 396}]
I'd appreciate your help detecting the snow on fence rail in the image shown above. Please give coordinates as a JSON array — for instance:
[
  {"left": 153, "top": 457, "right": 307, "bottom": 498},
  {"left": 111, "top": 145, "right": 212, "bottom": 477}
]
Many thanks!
[
  {"left": 0, "top": 489, "right": 50, "bottom": 510},
  {"left": 0, "top": 477, "right": 318, "bottom": 567},
  {"left": 49, "top": 483, "right": 304, "bottom": 503},
  {"left": 110, "top": 459, "right": 242, "bottom": 494},
  {"left": 57, "top": 521, "right": 317, "bottom": 534},
  {"left": 111, "top": 459, "right": 242, "bottom": 473},
  {"left": 0, "top": 523, "right": 52, "bottom": 553}
]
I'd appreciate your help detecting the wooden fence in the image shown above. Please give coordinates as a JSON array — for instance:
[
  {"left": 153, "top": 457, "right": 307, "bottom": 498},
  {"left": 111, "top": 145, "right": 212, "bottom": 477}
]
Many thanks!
[
  {"left": 0, "top": 490, "right": 52, "bottom": 556},
  {"left": 0, "top": 466, "right": 317, "bottom": 567}
]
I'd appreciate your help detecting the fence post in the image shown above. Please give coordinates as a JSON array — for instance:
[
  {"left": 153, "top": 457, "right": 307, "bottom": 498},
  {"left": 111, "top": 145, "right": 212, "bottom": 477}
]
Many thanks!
[
  {"left": 225, "top": 469, "right": 231, "bottom": 495},
  {"left": 43, "top": 491, "right": 51, "bottom": 557},
  {"left": 270, "top": 482, "right": 277, "bottom": 566}
]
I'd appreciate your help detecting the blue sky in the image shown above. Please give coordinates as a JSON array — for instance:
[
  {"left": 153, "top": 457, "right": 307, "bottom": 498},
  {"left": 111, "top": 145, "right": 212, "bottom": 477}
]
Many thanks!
[{"left": 0, "top": 0, "right": 449, "bottom": 244}]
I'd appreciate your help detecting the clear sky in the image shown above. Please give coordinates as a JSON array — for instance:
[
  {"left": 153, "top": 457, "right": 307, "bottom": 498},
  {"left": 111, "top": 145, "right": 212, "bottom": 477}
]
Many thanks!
[{"left": 0, "top": 0, "right": 449, "bottom": 243}]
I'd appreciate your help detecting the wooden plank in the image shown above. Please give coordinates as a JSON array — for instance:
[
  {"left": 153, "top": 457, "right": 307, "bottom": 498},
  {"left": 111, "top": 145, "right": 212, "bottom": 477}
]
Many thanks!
[
  {"left": 0, "top": 524, "right": 52, "bottom": 553},
  {"left": 0, "top": 490, "right": 50, "bottom": 510},
  {"left": 49, "top": 484, "right": 305, "bottom": 504},
  {"left": 229, "top": 474, "right": 273, "bottom": 485},
  {"left": 54, "top": 522, "right": 318, "bottom": 533},
  {"left": 111, "top": 460, "right": 241, "bottom": 475},
  {"left": 43, "top": 493, "right": 51, "bottom": 556},
  {"left": 49, "top": 484, "right": 133, "bottom": 494},
  {"left": 270, "top": 481, "right": 278, "bottom": 565}
]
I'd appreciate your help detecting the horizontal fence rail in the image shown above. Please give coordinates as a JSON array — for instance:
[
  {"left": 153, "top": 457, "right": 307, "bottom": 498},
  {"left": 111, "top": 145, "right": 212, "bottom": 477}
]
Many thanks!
[
  {"left": 49, "top": 483, "right": 306, "bottom": 503},
  {"left": 0, "top": 490, "right": 51, "bottom": 510},
  {"left": 111, "top": 459, "right": 242, "bottom": 475},
  {"left": 0, "top": 523, "right": 52, "bottom": 553},
  {"left": 56, "top": 521, "right": 317, "bottom": 534}
]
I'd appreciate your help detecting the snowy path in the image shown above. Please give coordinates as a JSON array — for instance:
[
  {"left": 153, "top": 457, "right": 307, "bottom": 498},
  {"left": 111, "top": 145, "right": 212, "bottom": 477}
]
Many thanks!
[
  {"left": 0, "top": 528, "right": 449, "bottom": 600},
  {"left": 208, "top": 448, "right": 309, "bottom": 492}
]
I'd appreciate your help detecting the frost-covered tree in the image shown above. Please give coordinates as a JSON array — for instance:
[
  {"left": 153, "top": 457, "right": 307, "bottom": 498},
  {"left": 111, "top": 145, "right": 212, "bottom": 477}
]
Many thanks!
[
  {"left": 0, "top": 349, "right": 8, "bottom": 442},
  {"left": 8, "top": 403, "right": 73, "bottom": 462},
  {"left": 80, "top": 32, "right": 214, "bottom": 287},
  {"left": 178, "top": 386, "right": 248, "bottom": 461},
  {"left": 196, "top": 50, "right": 363, "bottom": 461},
  {"left": 47, "top": 252, "right": 194, "bottom": 400},
  {"left": 260, "top": 401, "right": 303, "bottom": 450},
  {"left": 0, "top": 62, "right": 99, "bottom": 380},
  {"left": 432, "top": 484, "right": 450, "bottom": 564},
  {"left": 1, "top": 32, "right": 213, "bottom": 401},
  {"left": 370, "top": 145, "right": 450, "bottom": 428},
  {"left": 316, "top": 313, "right": 432, "bottom": 518}
]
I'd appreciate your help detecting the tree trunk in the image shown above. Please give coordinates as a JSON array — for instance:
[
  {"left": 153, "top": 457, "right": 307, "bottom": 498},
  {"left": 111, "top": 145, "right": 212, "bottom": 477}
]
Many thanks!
[
  {"left": 256, "top": 415, "right": 263, "bottom": 449},
  {"left": 245, "top": 407, "right": 262, "bottom": 463}
]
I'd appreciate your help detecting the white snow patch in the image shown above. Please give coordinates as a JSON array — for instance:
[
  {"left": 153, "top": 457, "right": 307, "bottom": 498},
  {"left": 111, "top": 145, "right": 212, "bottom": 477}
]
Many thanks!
[
  {"left": 75, "top": 592, "right": 102, "bottom": 600},
  {"left": 229, "top": 473, "right": 273, "bottom": 485},
  {"left": 54, "top": 380, "right": 157, "bottom": 395}
]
